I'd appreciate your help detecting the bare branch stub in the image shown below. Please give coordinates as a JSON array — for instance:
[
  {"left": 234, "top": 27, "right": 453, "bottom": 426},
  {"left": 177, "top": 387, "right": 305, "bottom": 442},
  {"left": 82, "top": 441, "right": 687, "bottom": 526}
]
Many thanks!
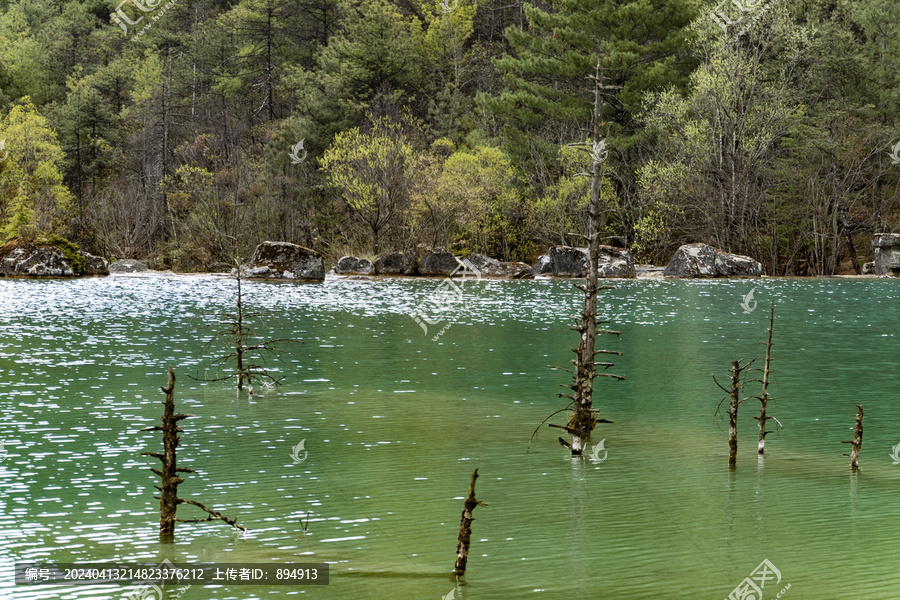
[
  {"left": 453, "top": 469, "right": 486, "bottom": 577},
  {"left": 754, "top": 301, "right": 778, "bottom": 455},
  {"left": 842, "top": 405, "right": 864, "bottom": 470}
]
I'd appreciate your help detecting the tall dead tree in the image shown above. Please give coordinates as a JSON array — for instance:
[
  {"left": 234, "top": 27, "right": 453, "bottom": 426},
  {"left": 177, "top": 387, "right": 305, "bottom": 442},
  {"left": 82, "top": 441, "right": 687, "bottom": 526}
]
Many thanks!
[
  {"left": 199, "top": 266, "right": 298, "bottom": 392},
  {"left": 843, "top": 405, "right": 864, "bottom": 470},
  {"left": 715, "top": 358, "right": 755, "bottom": 467},
  {"left": 453, "top": 469, "right": 486, "bottom": 577},
  {"left": 753, "top": 301, "right": 781, "bottom": 454},
  {"left": 142, "top": 367, "right": 245, "bottom": 539},
  {"left": 547, "top": 55, "right": 624, "bottom": 456}
]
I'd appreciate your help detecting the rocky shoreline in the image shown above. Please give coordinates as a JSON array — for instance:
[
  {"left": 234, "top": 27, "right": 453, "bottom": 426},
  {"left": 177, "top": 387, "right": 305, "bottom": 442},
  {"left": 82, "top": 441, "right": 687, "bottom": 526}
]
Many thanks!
[
  {"left": 3, "top": 236, "right": 899, "bottom": 281},
  {"left": 230, "top": 240, "right": 763, "bottom": 282}
]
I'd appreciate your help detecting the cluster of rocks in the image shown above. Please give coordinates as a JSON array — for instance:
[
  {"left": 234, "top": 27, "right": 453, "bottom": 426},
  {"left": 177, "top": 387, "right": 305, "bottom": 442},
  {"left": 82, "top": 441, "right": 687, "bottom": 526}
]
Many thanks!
[
  {"left": 237, "top": 241, "right": 767, "bottom": 282},
  {"left": 331, "top": 246, "right": 632, "bottom": 279},
  {"left": 534, "top": 245, "right": 637, "bottom": 278},
  {"left": 0, "top": 238, "right": 108, "bottom": 278},
  {"left": 240, "top": 244, "right": 534, "bottom": 280},
  {"left": 0, "top": 237, "right": 771, "bottom": 282},
  {"left": 334, "top": 248, "right": 533, "bottom": 279}
]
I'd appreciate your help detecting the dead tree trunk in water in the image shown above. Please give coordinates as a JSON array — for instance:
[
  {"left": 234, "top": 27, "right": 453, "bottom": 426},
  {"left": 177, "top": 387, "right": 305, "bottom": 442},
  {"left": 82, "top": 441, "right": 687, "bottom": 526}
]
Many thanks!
[
  {"left": 453, "top": 469, "right": 485, "bottom": 577},
  {"left": 235, "top": 273, "right": 246, "bottom": 390},
  {"left": 142, "top": 367, "right": 245, "bottom": 539},
  {"left": 753, "top": 301, "right": 780, "bottom": 454},
  {"left": 198, "top": 264, "right": 298, "bottom": 393},
  {"left": 843, "top": 405, "right": 864, "bottom": 470},
  {"left": 715, "top": 359, "right": 753, "bottom": 467},
  {"left": 142, "top": 368, "right": 193, "bottom": 537},
  {"left": 548, "top": 54, "right": 623, "bottom": 455},
  {"left": 728, "top": 361, "right": 740, "bottom": 466}
]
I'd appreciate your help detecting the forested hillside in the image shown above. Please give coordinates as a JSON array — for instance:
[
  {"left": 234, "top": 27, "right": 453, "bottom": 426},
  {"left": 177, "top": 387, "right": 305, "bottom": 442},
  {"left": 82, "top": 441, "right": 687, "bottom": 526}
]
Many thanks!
[{"left": 0, "top": 0, "right": 897, "bottom": 274}]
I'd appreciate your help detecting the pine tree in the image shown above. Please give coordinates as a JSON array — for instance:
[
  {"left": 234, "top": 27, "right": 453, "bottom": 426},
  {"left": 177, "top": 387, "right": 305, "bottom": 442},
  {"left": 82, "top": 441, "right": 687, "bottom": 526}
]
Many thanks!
[{"left": 477, "top": 0, "right": 697, "bottom": 179}]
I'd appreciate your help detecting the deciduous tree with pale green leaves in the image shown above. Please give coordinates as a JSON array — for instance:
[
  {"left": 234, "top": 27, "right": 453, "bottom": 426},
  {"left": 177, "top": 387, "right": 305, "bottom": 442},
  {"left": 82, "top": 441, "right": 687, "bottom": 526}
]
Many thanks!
[
  {"left": 640, "top": 4, "right": 809, "bottom": 261},
  {"left": 431, "top": 145, "right": 524, "bottom": 259},
  {"left": 0, "top": 98, "right": 74, "bottom": 240},
  {"left": 320, "top": 117, "right": 421, "bottom": 253}
]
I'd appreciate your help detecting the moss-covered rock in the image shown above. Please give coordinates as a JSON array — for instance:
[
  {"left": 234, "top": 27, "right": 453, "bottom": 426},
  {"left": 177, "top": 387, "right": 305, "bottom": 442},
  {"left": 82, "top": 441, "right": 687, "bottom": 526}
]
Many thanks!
[
  {"left": 0, "top": 237, "right": 75, "bottom": 277},
  {"left": 0, "top": 237, "right": 109, "bottom": 278},
  {"left": 240, "top": 241, "right": 325, "bottom": 281}
]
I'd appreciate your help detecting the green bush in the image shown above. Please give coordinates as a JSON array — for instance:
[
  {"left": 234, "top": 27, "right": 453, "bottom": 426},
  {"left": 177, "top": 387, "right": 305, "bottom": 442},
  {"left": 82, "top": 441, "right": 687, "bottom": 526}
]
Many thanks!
[{"left": 39, "top": 235, "right": 85, "bottom": 276}]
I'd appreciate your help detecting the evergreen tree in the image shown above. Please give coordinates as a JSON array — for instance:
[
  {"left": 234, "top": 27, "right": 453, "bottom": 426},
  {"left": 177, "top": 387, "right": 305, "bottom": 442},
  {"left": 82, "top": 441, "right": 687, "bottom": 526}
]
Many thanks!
[
  {"left": 290, "top": 0, "right": 422, "bottom": 146},
  {"left": 477, "top": 0, "right": 697, "bottom": 180}
]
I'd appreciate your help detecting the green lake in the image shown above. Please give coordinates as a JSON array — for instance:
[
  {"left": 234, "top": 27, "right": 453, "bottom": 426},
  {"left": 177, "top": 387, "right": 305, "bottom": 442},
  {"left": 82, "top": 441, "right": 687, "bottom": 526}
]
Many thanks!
[{"left": 0, "top": 274, "right": 899, "bottom": 599}]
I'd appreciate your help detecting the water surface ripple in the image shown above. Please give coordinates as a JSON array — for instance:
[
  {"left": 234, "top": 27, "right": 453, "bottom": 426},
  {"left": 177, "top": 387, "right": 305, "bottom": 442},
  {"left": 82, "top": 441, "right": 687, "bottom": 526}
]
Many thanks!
[{"left": 0, "top": 274, "right": 898, "bottom": 599}]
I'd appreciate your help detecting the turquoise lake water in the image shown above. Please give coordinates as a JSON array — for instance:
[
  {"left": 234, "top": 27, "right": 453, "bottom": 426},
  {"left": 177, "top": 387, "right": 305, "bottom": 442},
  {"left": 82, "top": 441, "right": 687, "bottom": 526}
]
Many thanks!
[{"left": 0, "top": 274, "right": 898, "bottom": 599}]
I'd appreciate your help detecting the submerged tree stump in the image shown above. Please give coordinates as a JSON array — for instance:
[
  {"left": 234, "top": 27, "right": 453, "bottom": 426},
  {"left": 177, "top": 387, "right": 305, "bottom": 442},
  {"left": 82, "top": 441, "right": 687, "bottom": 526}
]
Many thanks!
[
  {"left": 843, "top": 405, "right": 864, "bottom": 470},
  {"left": 142, "top": 368, "right": 195, "bottom": 537},
  {"left": 199, "top": 265, "right": 299, "bottom": 393},
  {"left": 453, "top": 469, "right": 486, "bottom": 577}
]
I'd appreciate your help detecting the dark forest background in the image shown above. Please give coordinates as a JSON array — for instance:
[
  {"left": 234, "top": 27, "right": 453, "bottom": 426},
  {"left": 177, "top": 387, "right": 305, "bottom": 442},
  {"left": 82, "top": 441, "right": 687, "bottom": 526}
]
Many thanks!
[{"left": 0, "top": 0, "right": 898, "bottom": 274}]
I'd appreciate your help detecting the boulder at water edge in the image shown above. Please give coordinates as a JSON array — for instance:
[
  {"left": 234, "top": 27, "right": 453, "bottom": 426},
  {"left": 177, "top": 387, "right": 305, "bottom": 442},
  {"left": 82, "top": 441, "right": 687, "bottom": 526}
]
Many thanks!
[
  {"left": 241, "top": 241, "right": 325, "bottom": 281},
  {"left": 109, "top": 259, "right": 149, "bottom": 273},
  {"left": 549, "top": 246, "right": 586, "bottom": 277},
  {"left": 419, "top": 248, "right": 462, "bottom": 276},
  {"left": 873, "top": 233, "right": 900, "bottom": 277},
  {"left": 715, "top": 251, "right": 763, "bottom": 277},
  {"left": 663, "top": 243, "right": 762, "bottom": 277},
  {"left": 464, "top": 253, "right": 533, "bottom": 279},
  {"left": 374, "top": 251, "right": 418, "bottom": 275},
  {"left": 79, "top": 251, "right": 109, "bottom": 276},
  {"left": 0, "top": 238, "right": 74, "bottom": 277},
  {"left": 548, "top": 245, "right": 637, "bottom": 278},
  {"left": 597, "top": 246, "right": 637, "bottom": 278},
  {"left": 532, "top": 254, "right": 552, "bottom": 276},
  {"left": 335, "top": 256, "right": 375, "bottom": 275}
]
